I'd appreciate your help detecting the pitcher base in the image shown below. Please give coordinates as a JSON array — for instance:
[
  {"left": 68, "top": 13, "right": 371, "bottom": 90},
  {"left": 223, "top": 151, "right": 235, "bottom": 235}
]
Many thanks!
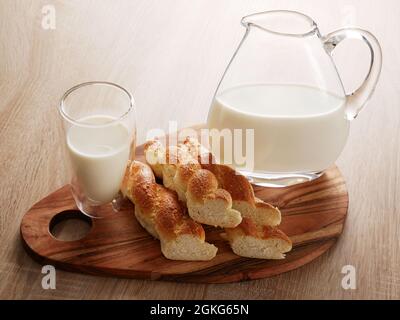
[{"left": 238, "top": 170, "right": 324, "bottom": 188}]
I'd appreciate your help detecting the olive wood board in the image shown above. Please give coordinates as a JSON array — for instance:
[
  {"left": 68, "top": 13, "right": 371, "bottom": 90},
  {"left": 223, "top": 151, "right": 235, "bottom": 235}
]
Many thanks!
[{"left": 20, "top": 128, "right": 349, "bottom": 283}]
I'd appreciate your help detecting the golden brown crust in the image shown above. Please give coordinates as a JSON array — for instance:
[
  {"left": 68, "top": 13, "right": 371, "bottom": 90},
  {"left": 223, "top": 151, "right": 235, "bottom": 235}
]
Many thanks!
[
  {"left": 262, "top": 225, "right": 291, "bottom": 243},
  {"left": 227, "top": 217, "right": 257, "bottom": 236},
  {"left": 226, "top": 217, "right": 291, "bottom": 244},
  {"left": 186, "top": 169, "right": 218, "bottom": 201},
  {"left": 176, "top": 217, "right": 205, "bottom": 240},
  {"left": 134, "top": 183, "right": 158, "bottom": 215},
  {"left": 175, "top": 161, "right": 202, "bottom": 186},
  {"left": 154, "top": 187, "right": 205, "bottom": 241},
  {"left": 121, "top": 161, "right": 206, "bottom": 241},
  {"left": 201, "top": 163, "right": 255, "bottom": 203}
]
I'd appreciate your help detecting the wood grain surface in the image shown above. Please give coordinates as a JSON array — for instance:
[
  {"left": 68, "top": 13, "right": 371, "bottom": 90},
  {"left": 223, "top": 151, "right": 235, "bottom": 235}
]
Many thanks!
[
  {"left": 1, "top": 0, "right": 400, "bottom": 299},
  {"left": 20, "top": 136, "right": 348, "bottom": 283}
]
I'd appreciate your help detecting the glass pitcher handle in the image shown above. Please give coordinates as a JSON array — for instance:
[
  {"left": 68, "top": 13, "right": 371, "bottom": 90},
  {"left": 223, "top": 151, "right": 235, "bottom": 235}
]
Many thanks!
[{"left": 323, "top": 28, "right": 382, "bottom": 120}]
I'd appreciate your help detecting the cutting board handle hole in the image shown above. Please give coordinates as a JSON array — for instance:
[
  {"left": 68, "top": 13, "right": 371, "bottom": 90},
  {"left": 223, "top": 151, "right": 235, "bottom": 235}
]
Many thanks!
[{"left": 49, "top": 210, "right": 92, "bottom": 242}]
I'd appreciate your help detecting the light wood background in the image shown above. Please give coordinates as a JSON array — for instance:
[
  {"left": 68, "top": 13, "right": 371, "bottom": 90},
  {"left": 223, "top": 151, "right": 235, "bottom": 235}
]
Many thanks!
[{"left": 0, "top": 0, "right": 399, "bottom": 300}]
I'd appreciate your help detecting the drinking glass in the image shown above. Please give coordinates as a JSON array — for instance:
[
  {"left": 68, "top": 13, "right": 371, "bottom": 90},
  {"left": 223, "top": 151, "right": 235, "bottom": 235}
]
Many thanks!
[{"left": 59, "top": 82, "right": 136, "bottom": 218}]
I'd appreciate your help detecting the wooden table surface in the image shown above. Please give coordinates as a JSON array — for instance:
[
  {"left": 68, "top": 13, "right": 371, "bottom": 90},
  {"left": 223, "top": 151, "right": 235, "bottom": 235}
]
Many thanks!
[{"left": 1, "top": 0, "right": 399, "bottom": 300}]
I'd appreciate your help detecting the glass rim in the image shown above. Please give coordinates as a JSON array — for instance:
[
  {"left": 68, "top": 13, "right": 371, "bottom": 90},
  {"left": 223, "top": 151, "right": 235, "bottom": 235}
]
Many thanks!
[
  {"left": 241, "top": 10, "right": 319, "bottom": 38},
  {"left": 59, "top": 81, "right": 135, "bottom": 127}
]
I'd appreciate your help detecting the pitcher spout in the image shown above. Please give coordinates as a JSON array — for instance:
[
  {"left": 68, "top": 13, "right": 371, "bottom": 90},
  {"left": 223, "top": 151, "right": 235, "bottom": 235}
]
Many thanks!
[{"left": 241, "top": 10, "right": 319, "bottom": 38}]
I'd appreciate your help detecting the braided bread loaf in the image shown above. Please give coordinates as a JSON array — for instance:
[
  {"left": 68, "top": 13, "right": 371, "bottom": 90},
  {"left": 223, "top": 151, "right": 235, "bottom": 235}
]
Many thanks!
[{"left": 121, "top": 160, "right": 218, "bottom": 261}]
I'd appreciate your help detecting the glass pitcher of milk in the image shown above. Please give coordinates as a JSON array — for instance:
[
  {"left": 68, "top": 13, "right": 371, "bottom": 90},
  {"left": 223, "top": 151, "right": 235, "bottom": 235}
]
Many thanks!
[
  {"left": 59, "top": 82, "right": 136, "bottom": 218},
  {"left": 207, "top": 10, "right": 382, "bottom": 187}
]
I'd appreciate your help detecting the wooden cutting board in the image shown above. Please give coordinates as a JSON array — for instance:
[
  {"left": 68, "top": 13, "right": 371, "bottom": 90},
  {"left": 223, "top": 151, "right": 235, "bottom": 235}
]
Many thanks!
[{"left": 20, "top": 130, "right": 349, "bottom": 283}]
